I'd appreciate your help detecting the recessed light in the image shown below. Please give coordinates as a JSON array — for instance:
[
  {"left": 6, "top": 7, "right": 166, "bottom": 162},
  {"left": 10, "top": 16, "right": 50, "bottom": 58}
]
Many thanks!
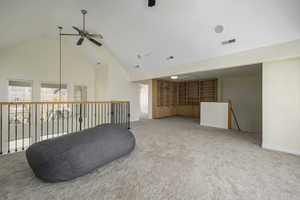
[
  {"left": 171, "top": 75, "right": 178, "bottom": 80},
  {"left": 214, "top": 25, "right": 224, "bottom": 34}
]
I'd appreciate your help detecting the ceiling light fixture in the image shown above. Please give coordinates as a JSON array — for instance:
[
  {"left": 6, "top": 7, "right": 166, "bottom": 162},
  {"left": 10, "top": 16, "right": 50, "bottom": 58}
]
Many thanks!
[{"left": 171, "top": 75, "right": 178, "bottom": 80}]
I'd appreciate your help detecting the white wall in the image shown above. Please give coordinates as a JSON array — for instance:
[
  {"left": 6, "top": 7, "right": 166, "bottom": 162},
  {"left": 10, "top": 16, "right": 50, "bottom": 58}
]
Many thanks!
[
  {"left": 0, "top": 36, "right": 142, "bottom": 122},
  {"left": 200, "top": 102, "right": 230, "bottom": 129},
  {"left": 91, "top": 44, "right": 141, "bottom": 121},
  {"left": 263, "top": 58, "right": 300, "bottom": 155},
  {"left": 0, "top": 36, "right": 96, "bottom": 101},
  {"left": 219, "top": 67, "right": 262, "bottom": 133},
  {"left": 95, "top": 64, "right": 108, "bottom": 101}
]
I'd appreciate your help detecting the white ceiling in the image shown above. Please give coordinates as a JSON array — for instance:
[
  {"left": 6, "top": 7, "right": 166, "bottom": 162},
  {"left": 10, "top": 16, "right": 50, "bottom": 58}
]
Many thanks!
[{"left": 1, "top": 0, "right": 300, "bottom": 73}]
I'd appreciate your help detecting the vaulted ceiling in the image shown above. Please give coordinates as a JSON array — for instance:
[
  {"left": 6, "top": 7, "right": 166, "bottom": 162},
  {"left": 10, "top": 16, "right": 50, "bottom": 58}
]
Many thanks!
[{"left": 1, "top": 0, "right": 300, "bottom": 74}]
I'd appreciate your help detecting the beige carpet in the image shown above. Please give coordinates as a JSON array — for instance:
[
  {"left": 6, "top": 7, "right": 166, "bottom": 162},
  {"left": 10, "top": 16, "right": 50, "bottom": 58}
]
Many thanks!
[{"left": 0, "top": 117, "right": 300, "bottom": 200}]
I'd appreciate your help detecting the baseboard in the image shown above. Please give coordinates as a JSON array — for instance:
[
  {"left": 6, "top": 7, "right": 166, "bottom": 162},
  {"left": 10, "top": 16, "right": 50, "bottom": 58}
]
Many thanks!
[{"left": 262, "top": 144, "right": 300, "bottom": 156}]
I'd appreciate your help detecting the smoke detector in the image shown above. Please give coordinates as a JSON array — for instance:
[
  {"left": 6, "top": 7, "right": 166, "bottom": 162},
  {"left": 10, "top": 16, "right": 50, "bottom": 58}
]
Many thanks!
[{"left": 214, "top": 25, "right": 224, "bottom": 34}]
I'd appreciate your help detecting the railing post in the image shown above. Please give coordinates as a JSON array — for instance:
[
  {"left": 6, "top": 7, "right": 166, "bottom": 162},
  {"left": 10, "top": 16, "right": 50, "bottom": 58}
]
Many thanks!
[{"left": 79, "top": 104, "right": 83, "bottom": 131}]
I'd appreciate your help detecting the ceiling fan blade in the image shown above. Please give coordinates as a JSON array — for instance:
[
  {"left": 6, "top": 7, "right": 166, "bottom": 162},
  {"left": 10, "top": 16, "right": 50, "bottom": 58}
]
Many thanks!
[
  {"left": 88, "top": 33, "right": 103, "bottom": 39},
  {"left": 87, "top": 37, "right": 102, "bottom": 46},
  {"left": 77, "top": 37, "right": 84, "bottom": 45},
  {"left": 72, "top": 26, "right": 84, "bottom": 35}
]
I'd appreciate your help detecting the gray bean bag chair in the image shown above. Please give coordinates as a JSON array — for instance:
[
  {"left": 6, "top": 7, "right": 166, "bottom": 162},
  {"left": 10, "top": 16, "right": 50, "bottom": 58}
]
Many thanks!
[{"left": 26, "top": 124, "right": 135, "bottom": 182}]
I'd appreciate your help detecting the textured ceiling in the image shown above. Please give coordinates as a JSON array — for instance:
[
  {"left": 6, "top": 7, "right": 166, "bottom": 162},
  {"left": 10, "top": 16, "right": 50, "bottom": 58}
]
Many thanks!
[{"left": 1, "top": 0, "right": 300, "bottom": 73}]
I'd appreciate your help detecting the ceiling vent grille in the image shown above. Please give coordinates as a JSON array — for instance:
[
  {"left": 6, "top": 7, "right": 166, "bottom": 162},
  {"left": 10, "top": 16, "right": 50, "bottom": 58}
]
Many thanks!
[{"left": 222, "top": 39, "right": 236, "bottom": 45}]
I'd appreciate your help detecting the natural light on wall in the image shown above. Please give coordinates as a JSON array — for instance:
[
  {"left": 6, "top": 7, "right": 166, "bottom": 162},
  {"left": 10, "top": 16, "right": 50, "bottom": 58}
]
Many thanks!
[{"left": 139, "top": 84, "right": 149, "bottom": 119}]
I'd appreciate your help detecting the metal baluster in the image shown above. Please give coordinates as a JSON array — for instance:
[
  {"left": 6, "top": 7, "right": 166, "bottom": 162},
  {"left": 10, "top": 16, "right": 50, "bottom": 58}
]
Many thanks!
[
  {"left": 121, "top": 104, "right": 123, "bottom": 126},
  {"left": 28, "top": 105, "right": 31, "bottom": 146},
  {"left": 67, "top": 104, "right": 69, "bottom": 134},
  {"left": 128, "top": 103, "right": 130, "bottom": 129},
  {"left": 0, "top": 105, "right": 2, "bottom": 154},
  {"left": 41, "top": 104, "right": 43, "bottom": 141},
  {"left": 123, "top": 104, "right": 126, "bottom": 128},
  {"left": 125, "top": 103, "right": 127, "bottom": 128},
  {"left": 103, "top": 103, "right": 105, "bottom": 124},
  {"left": 120, "top": 104, "right": 122, "bottom": 126},
  {"left": 79, "top": 104, "right": 83, "bottom": 131},
  {"left": 46, "top": 104, "right": 49, "bottom": 139},
  {"left": 115, "top": 103, "right": 117, "bottom": 124},
  {"left": 72, "top": 104, "right": 74, "bottom": 133},
  {"left": 62, "top": 104, "right": 65, "bottom": 135},
  {"left": 76, "top": 104, "right": 78, "bottom": 131},
  {"left": 87, "top": 104, "right": 90, "bottom": 128},
  {"left": 35, "top": 104, "right": 37, "bottom": 143},
  {"left": 106, "top": 103, "right": 108, "bottom": 124},
  {"left": 120, "top": 104, "right": 122, "bottom": 127},
  {"left": 110, "top": 103, "right": 113, "bottom": 125},
  {"left": 94, "top": 104, "right": 97, "bottom": 127},
  {"left": 80, "top": 104, "right": 86, "bottom": 130},
  {"left": 52, "top": 104, "right": 54, "bottom": 138},
  {"left": 98, "top": 104, "right": 101, "bottom": 125},
  {"left": 57, "top": 104, "right": 60, "bottom": 136},
  {"left": 15, "top": 104, "right": 18, "bottom": 152},
  {"left": 88, "top": 104, "right": 92, "bottom": 128},
  {"left": 118, "top": 104, "right": 120, "bottom": 125},
  {"left": 115, "top": 103, "right": 118, "bottom": 125},
  {"left": 8, "top": 105, "right": 10, "bottom": 153},
  {"left": 121, "top": 103, "right": 124, "bottom": 127},
  {"left": 101, "top": 104, "right": 103, "bottom": 125},
  {"left": 103, "top": 104, "right": 105, "bottom": 124},
  {"left": 118, "top": 104, "right": 121, "bottom": 125},
  {"left": 116, "top": 103, "right": 118, "bottom": 125},
  {"left": 22, "top": 104, "right": 25, "bottom": 150}
]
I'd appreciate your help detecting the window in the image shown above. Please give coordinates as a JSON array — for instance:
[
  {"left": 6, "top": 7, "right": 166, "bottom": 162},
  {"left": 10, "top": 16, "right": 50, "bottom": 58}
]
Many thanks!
[
  {"left": 8, "top": 80, "right": 32, "bottom": 102},
  {"left": 40, "top": 83, "right": 68, "bottom": 101},
  {"left": 8, "top": 80, "right": 32, "bottom": 124},
  {"left": 40, "top": 83, "right": 68, "bottom": 120}
]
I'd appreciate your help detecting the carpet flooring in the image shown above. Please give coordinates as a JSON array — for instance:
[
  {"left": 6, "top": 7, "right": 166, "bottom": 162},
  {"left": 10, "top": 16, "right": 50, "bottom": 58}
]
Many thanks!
[{"left": 0, "top": 117, "right": 300, "bottom": 200}]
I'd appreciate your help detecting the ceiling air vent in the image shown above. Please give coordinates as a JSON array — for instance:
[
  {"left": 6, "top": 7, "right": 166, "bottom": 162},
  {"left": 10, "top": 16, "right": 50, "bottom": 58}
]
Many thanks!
[{"left": 222, "top": 39, "right": 236, "bottom": 45}]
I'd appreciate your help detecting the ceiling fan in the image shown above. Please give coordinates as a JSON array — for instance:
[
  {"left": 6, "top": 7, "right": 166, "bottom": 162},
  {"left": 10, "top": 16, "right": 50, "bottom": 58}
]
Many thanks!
[{"left": 59, "top": 9, "right": 103, "bottom": 47}]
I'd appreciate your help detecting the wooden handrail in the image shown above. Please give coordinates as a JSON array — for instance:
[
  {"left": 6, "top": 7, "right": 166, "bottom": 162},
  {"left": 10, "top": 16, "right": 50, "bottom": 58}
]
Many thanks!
[{"left": 0, "top": 101, "right": 129, "bottom": 105}]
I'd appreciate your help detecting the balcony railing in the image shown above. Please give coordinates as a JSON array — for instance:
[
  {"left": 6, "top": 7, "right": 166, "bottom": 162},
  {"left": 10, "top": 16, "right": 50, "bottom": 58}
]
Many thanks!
[{"left": 0, "top": 101, "right": 130, "bottom": 155}]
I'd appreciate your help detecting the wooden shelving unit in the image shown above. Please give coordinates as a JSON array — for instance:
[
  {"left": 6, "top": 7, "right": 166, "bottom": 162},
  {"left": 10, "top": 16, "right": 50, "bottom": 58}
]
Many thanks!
[{"left": 153, "top": 79, "right": 218, "bottom": 118}]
